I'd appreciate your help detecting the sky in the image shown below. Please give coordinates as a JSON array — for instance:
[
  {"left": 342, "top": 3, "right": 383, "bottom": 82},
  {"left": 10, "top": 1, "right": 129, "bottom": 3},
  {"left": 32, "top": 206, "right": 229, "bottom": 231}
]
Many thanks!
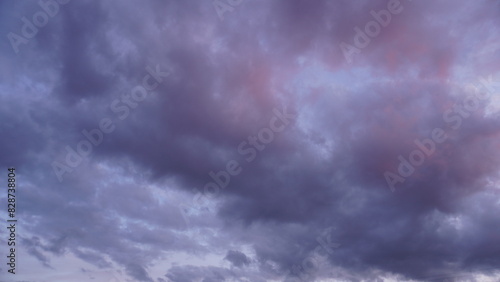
[{"left": 0, "top": 0, "right": 499, "bottom": 281}]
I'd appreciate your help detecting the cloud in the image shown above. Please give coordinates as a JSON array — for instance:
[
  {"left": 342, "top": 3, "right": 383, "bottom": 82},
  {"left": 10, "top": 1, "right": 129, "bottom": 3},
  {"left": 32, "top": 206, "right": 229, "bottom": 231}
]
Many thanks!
[
  {"left": 1, "top": 0, "right": 499, "bottom": 281},
  {"left": 224, "top": 250, "right": 250, "bottom": 268}
]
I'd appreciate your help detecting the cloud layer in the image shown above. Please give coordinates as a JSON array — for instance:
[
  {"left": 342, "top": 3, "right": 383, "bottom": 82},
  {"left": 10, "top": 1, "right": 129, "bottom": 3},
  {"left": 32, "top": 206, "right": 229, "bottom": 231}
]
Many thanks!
[{"left": 1, "top": 0, "right": 499, "bottom": 281}]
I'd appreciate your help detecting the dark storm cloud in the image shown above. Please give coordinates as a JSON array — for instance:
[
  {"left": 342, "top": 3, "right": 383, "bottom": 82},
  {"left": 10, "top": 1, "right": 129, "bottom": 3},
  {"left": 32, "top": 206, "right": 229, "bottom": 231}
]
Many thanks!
[
  {"left": 1, "top": 0, "right": 499, "bottom": 281},
  {"left": 224, "top": 250, "right": 250, "bottom": 268}
]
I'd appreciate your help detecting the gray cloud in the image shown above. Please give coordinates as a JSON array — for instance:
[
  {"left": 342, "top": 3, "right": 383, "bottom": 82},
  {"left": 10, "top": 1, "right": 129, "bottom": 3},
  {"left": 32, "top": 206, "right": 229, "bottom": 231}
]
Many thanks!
[{"left": 1, "top": 0, "right": 499, "bottom": 281}]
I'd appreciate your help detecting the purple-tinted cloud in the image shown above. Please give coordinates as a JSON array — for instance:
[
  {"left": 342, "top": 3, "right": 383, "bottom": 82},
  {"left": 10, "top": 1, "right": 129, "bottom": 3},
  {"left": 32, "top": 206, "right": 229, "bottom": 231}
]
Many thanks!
[{"left": 1, "top": 0, "right": 499, "bottom": 281}]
